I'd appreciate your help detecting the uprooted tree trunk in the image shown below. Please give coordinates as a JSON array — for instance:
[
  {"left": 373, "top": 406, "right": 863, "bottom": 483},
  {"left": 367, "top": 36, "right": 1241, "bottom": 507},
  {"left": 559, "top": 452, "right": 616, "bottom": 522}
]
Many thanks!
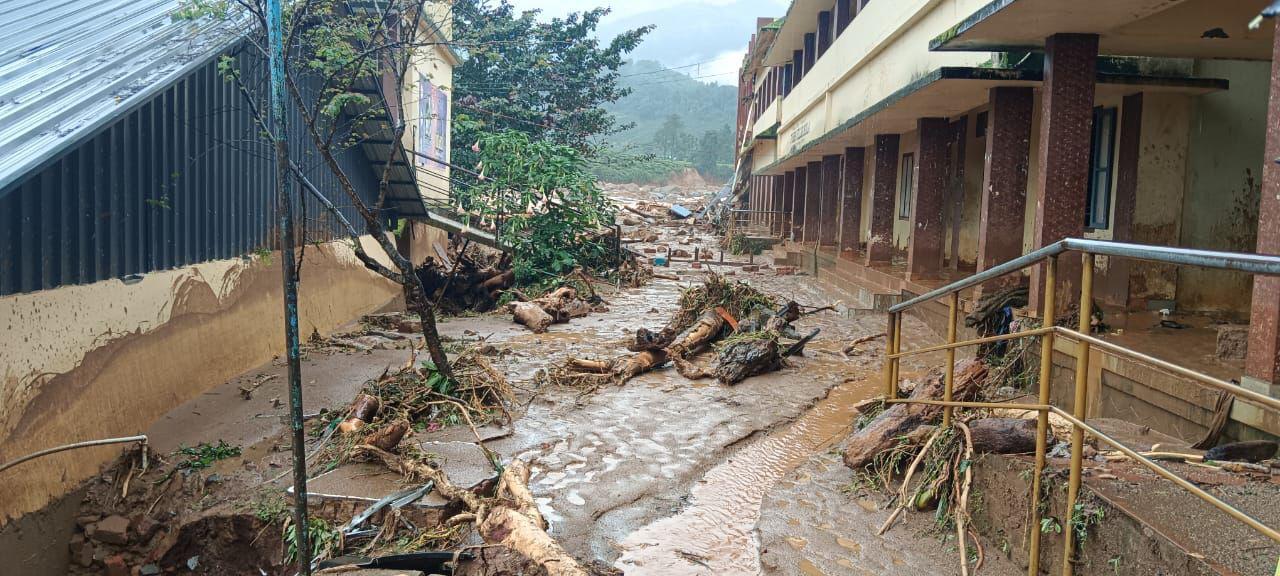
[
  {"left": 353, "top": 446, "right": 587, "bottom": 576},
  {"left": 843, "top": 360, "right": 988, "bottom": 470},
  {"left": 510, "top": 286, "right": 600, "bottom": 333}
]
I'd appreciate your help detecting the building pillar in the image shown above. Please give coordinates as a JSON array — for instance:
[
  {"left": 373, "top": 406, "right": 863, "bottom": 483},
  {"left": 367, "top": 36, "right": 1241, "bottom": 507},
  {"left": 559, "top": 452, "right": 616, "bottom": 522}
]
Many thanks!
[
  {"left": 866, "top": 134, "right": 899, "bottom": 265},
  {"left": 771, "top": 176, "right": 785, "bottom": 236},
  {"left": 908, "top": 117, "right": 950, "bottom": 281},
  {"left": 1029, "top": 33, "right": 1099, "bottom": 313},
  {"left": 839, "top": 147, "right": 866, "bottom": 256},
  {"left": 782, "top": 171, "right": 796, "bottom": 238},
  {"left": 976, "top": 87, "right": 1033, "bottom": 291},
  {"left": 792, "top": 166, "right": 807, "bottom": 241},
  {"left": 1246, "top": 19, "right": 1280, "bottom": 391},
  {"left": 820, "top": 154, "right": 842, "bottom": 246},
  {"left": 804, "top": 160, "right": 823, "bottom": 243}
]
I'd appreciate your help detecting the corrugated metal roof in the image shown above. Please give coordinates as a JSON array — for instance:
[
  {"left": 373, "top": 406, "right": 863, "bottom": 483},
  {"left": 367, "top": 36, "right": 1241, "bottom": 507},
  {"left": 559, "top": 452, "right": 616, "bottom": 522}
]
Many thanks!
[{"left": 0, "top": 0, "right": 242, "bottom": 192}]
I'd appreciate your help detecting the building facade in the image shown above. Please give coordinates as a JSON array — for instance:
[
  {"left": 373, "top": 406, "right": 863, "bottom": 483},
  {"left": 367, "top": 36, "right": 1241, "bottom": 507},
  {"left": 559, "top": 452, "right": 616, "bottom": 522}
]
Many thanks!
[
  {"left": 736, "top": 0, "right": 1279, "bottom": 442},
  {"left": 0, "top": 0, "right": 457, "bottom": 525}
]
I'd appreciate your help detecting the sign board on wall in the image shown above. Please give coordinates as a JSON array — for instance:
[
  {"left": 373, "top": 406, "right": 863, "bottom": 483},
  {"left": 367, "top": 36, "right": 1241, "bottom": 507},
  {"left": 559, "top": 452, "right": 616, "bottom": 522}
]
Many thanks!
[{"left": 417, "top": 74, "right": 449, "bottom": 170}]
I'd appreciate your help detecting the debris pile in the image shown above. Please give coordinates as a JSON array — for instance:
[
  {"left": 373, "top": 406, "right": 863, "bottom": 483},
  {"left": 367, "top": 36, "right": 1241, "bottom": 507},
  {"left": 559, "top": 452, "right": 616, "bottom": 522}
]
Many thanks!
[
  {"left": 508, "top": 285, "right": 607, "bottom": 333},
  {"left": 415, "top": 240, "right": 513, "bottom": 314},
  {"left": 541, "top": 273, "right": 817, "bottom": 392}
]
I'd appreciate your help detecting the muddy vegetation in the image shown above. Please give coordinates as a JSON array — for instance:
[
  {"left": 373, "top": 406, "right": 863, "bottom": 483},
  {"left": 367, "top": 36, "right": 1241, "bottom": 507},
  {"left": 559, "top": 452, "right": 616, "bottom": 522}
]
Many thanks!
[{"left": 539, "top": 273, "right": 816, "bottom": 393}]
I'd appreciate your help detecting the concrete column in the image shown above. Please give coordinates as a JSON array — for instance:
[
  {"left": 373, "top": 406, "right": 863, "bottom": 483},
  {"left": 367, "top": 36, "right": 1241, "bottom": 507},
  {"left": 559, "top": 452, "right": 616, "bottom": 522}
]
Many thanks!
[
  {"left": 804, "top": 160, "right": 823, "bottom": 243},
  {"left": 839, "top": 147, "right": 866, "bottom": 255},
  {"left": 1029, "top": 33, "right": 1099, "bottom": 312},
  {"left": 820, "top": 155, "right": 842, "bottom": 246},
  {"left": 772, "top": 176, "right": 785, "bottom": 236},
  {"left": 866, "top": 134, "right": 899, "bottom": 265},
  {"left": 1247, "top": 19, "right": 1280, "bottom": 390},
  {"left": 908, "top": 117, "right": 950, "bottom": 280},
  {"left": 976, "top": 87, "right": 1033, "bottom": 289},
  {"left": 817, "top": 11, "right": 833, "bottom": 58},
  {"left": 792, "top": 167, "right": 807, "bottom": 241},
  {"left": 782, "top": 171, "right": 796, "bottom": 238},
  {"left": 835, "top": 0, "right": 852, "bottom": 35},
  {"left": 1104, "top": 92, "right": 1143, "bottom": 307}
]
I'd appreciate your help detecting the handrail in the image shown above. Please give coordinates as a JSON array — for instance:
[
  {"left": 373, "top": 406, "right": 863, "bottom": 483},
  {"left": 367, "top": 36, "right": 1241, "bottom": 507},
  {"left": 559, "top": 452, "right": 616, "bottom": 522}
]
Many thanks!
[
  {"left": 889, "top": 239, "right": 1280, "bottom": 314},
  {"left": 875, "top": 238, "right": 1280, "bottom": 576}
]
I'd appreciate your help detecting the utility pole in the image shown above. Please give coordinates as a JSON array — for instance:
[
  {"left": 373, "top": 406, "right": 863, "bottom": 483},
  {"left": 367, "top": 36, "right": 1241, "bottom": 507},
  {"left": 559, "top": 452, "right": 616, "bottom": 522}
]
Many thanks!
[{"left": 266, "top": 0, "right": 312, "bottom": 572}]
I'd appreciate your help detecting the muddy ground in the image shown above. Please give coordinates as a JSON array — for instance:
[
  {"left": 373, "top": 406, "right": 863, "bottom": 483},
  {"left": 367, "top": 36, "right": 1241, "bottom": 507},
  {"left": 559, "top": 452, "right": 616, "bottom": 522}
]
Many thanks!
[{"left": 31, "top": 212, "right": 1004, "bottom": 576}]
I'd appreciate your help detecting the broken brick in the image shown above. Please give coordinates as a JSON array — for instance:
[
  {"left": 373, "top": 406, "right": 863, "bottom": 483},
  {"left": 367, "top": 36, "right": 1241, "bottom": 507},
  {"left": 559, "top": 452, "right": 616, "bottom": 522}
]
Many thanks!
[
  {"left": 91, "top": 515, "right": 131, "bottom": 545},
  {"left": 103, "top": 554, "right": 129, "bottom": 576}
]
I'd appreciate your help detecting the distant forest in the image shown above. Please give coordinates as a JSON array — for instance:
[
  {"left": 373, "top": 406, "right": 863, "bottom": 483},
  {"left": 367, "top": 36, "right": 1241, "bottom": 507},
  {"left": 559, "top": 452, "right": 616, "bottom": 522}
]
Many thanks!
[{"left": 592, "top": 60, "right": 738, "bottom": 184}]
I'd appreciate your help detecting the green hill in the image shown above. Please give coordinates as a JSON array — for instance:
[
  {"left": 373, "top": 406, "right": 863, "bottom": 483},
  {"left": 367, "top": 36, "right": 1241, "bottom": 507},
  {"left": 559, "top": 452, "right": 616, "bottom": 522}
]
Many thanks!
[{"left": 593, "top": 60, "right": 738, "bottom": 183}]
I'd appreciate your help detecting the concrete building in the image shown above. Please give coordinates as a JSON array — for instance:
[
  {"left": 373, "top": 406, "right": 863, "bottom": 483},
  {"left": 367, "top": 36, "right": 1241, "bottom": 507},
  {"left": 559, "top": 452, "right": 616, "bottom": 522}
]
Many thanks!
[
  {"left": 0, "top": 0, "right": 458, "bottom": 524},
  {"left": 736, "top": 0, "right": 1279, "bottom": 442}
]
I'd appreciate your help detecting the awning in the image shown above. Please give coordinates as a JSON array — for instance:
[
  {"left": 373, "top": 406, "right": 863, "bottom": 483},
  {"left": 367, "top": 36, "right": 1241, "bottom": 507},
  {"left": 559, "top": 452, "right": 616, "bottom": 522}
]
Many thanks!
[
  {"left": 932, "top": 0, "right": 1276, "bottom": 61},
  {"left": 754, "top": 65, "right": 1227, "bottom": 176}
]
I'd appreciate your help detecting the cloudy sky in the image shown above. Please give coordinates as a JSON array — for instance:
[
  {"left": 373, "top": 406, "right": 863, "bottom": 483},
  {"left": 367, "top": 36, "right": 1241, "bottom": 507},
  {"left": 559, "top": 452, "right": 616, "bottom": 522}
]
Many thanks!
[{"left": 505, "top": 0, "right": 791, "bottom": 85}]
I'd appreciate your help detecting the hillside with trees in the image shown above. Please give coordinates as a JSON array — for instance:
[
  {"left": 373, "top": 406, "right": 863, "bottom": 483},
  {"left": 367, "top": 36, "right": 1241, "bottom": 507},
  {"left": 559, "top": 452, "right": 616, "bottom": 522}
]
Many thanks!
[{"left": 593, "top": 60, "right": 738, "bottom": 184}]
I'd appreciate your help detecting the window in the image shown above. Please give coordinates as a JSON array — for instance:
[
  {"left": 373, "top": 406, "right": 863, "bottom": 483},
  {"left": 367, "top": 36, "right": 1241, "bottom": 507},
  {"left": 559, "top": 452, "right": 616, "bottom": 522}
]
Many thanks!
[
  {"left": 1085, "top": 107, "right": 1117, "bottom": 229},
  {"left": 898, "top": 153, "right": 915, "bottom": 219}
]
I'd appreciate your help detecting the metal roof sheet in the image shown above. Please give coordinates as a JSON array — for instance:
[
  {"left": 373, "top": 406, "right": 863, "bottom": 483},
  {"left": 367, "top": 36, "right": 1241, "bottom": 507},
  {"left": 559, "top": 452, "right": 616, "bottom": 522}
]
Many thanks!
[{"left": 0, "top": 0, "right": 243, "bottom": 191}]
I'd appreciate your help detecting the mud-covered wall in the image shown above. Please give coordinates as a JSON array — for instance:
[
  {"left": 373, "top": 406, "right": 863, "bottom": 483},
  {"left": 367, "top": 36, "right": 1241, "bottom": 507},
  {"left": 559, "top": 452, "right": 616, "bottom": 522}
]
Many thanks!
[
  {"left": 0, "top": 236, "right": 402, "bottom": 525},
  {"left": 892, "top": 129, "right": 920, "bottom": 254},
  {"left": 1129, "top": 92, "right": 1191, "bottom": 305},
  {"left": 1178, "top": 59, "right": 1269, "bottom": 317}
]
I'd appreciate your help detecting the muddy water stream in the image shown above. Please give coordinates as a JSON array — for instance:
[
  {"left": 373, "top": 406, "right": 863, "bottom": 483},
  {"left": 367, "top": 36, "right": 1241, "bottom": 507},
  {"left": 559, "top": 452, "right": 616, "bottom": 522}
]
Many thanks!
[{"left": 615, "top": 373, "right": 878, "bottom": 575}]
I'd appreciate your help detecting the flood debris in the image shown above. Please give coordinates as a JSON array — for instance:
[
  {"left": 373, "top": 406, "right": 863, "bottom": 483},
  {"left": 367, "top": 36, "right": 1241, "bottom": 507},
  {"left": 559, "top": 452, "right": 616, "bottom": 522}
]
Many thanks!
[
  {"left": 541, "top": 273, "right": 815, "bottom": 391},
  {"left": 415, "top": 239, "right": 514, "bottom": 314},
  {"left": 508, "top": 285, "right": 606, "bottom": 333},
  {"left": 842, "top": 360, "right": 987, "bottom": 471}
]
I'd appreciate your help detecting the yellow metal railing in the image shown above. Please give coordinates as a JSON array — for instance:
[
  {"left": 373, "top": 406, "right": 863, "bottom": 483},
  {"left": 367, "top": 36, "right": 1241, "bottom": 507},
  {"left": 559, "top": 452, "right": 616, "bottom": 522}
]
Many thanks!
[{"left": 881, "top": 239, "right": 1280, "bottom": 576}]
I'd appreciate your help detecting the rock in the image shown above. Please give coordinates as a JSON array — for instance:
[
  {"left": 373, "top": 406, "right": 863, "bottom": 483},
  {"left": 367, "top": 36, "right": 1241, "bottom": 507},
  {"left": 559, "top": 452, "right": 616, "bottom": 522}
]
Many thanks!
[
  {"left": 1215, "top": 324, "right": 1248, "bottom": 360},
  {"left": 91, "top": 515, "right": 131, "bottom": 545},
  {"left": 133, "top": 517, "right": 160, "bottom": 541},
  {"left": 103, "top": 554, "right": 129, "bottom": 576},
  {"left": 139, "top": 564, "right": 161, "bottom": 576},
  {"left": 69, "top": 534, "right": 94, "bottom": 567}
]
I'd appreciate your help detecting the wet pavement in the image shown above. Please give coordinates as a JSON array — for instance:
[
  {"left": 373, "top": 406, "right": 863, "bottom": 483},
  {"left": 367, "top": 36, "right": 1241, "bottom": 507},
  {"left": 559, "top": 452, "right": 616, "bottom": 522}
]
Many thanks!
[{"left": 125, "top": 239, "right": 999, "bottom": 576}]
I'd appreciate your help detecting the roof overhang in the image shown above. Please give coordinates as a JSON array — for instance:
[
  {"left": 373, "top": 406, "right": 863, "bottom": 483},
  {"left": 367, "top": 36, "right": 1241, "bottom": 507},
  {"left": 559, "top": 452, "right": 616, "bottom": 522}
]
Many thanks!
[
  {"left": 932, "top": 0, "right": 1276, "bottom": 60},
  {"left": 755, "top": 65, "right": 1227, "bottom": 175},
  {"left": 763, "top": 0, "right": 828, "bottom": 66}
]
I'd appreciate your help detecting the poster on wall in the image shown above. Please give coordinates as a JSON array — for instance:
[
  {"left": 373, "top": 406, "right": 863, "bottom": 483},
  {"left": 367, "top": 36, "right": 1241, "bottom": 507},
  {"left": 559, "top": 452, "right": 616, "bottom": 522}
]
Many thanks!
[{"left": 417, "top": 73, "right": 449, "bottom": 170}]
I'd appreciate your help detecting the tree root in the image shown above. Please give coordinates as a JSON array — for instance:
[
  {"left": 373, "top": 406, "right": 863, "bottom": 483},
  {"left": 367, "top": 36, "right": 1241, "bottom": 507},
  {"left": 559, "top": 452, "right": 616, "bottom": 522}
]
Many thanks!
[{"left": 351, "top": 446, "right": 588, "bottom": 576}]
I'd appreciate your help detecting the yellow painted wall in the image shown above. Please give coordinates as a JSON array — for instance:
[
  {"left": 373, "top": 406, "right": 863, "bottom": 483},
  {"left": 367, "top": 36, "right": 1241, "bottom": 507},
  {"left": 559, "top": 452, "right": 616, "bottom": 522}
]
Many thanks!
[
  {"left": 776, "top": 0, "right": 992, "bottom": 157},
  {"left": 0, "top": 236, "right": 403, "bottom": 525}
]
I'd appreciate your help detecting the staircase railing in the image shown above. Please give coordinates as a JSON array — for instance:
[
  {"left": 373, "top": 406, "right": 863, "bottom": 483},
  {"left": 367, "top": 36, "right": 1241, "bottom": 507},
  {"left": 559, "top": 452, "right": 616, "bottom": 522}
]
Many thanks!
[{"left": 881, "top": 238, "right": 1280, "bottom": 576}]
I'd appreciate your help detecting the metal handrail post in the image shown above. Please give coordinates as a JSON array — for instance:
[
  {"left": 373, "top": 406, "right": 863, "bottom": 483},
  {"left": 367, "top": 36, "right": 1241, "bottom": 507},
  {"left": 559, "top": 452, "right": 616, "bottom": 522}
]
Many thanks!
[
  {"left": 1061, "top": 252, "right": 1095, "bottom": 575},
  {"left": 1027, "top": 255, "right": 1056, "bottom": 576},
  {"left": 893, "top": 312, "right": 903, "bottom": 393},
  {"left": 943, "top": 291, "right": 959, "bottom": 427},
  {"left": 884, "top": 312, "right": 898, "bottom": 398}
]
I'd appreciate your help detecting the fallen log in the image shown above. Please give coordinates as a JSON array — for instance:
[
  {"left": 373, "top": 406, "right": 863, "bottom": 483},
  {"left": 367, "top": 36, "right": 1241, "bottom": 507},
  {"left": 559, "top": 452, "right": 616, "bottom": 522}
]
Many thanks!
[
  {"left": 843, "top": 360, "right": 988, "bottom": 470},
  {"left": 967, "top": 418, "right": 1036, "bottom": 454},
  {"left": 712, "top": 335, "right": 781, "bottom": 384},
  {"left": 353, "top": 447, "right": 588, "bottom": 576},
  {"left": 511, "top": 302, "right": 553, "bottom": 333}
]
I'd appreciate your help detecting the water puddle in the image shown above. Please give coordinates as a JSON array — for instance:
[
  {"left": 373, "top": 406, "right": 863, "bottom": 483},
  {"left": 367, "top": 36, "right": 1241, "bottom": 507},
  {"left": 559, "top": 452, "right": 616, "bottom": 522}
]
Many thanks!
[{"left": 614, "top": 375, "right": 879, "bottom": 575}]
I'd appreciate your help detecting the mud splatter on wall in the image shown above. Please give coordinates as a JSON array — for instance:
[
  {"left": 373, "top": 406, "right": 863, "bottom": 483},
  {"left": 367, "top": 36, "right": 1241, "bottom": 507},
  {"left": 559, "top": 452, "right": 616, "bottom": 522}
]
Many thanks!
[
  {"left": 0, "top": 237, "right": 404, "bottom": 525},
  {"left": 1179, "top": 60, "right": 1269, "bottom": 317}
]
